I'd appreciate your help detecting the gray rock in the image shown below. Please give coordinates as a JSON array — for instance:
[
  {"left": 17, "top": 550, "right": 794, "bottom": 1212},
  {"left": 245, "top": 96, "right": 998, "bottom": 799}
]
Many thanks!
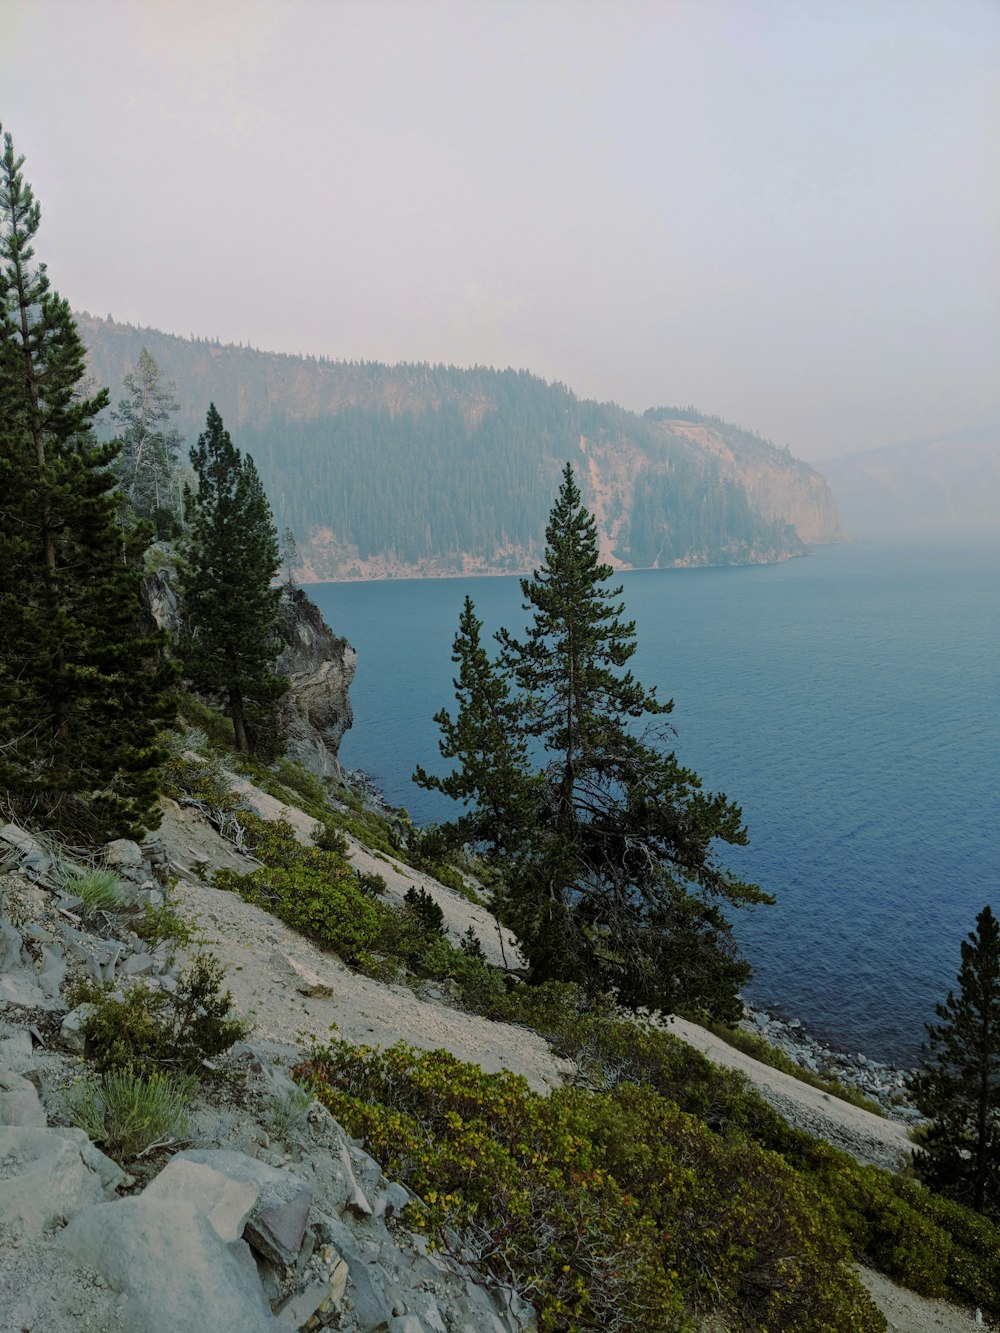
[
  {"left": 36, "top": 942, "right": 68, "bottom": 997},
  {"left": 0, "top": 966, "right": 54, "bottom": 1009},
  {"left": 60, "top": 1195, "right": 281, "bottom": 1332},
  {"left": 0, "top": 1069, "right": 46, "bottom": 1127},
  {"left": 0, "top": 1028, "right": 34, "bottom": 1073},
  {"left": 340, "top": 1140, "right": 374, "bottom": 1217},
  {"left": 142, "top": 1155, "right": 260, "bottom": 1242},
  {"left": 119, "top": 953, "right": 155, "bottom": 977},
  {"left": 0, "top": 1125, "right": 125, "bottom": 1239},
  {"left": 102, "top": 839, "right": 146, "bottom": 872},
  {"left": 0, "top": 918, "right": 26, "bottom": 972},
  {"left": 60, "top": 1003, "right": 98, "bottom": 1055},
  {"left": 171, "top": 1148, "right": 314, "bottom": 1266}
]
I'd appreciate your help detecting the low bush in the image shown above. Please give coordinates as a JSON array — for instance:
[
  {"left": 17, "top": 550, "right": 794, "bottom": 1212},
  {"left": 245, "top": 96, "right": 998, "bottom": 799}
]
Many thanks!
[
  {"left": 296, "top": 1039, "right": 883, "bottom": 1332},
  {"left": 69, "top": 952, "right": 248, "bottom": 1076},
  {"left": 298, "top": 1040, "right": 685, "bottom": 1332},
  {"left": 213, "top": 815, "right": 381, "bottom": 963},
  {"left": 65, "top": 1066, "right": 196, "bottom": 1160},
  {"left": 705, "top": 1019, "right": 886, "bottom": 1116}
]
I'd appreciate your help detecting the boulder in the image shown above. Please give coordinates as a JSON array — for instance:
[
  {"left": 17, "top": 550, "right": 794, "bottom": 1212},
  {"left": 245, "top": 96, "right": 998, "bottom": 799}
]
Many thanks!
[
  {"left": 269, "top": 949, "right": 334, "bottom": 998},
  {"left": 0, "top": 1125, "right": 124, "bottom": 1239},
  {"left": 142, "top": 1156, "right": 259, "bottom": 1242},
  {"left": 60, "top": 1195, "right": 281, "bottom": 1332},
  {"left": 169, "top": 1148, "right": 314, "bottom": 1267},
  {"left": 0, "top": 1069, "right": 46, "bottom": 1127}
]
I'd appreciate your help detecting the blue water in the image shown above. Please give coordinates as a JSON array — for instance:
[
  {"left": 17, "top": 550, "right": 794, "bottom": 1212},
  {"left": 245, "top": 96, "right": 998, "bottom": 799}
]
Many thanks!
[{"left": 308, "top": 540, "right": 1000, "bottom": 1065}]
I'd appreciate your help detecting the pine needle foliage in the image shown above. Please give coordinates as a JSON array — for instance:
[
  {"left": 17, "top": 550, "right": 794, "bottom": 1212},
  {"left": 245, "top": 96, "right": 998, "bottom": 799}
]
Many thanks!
[
  {"left": 0, "top": 126, "right": 176, "bottom": 839},
  {"left": 910, "top": 904, "right": 1000, "bottom": 1217},
  {"left": 417, "top": 464, "right": 771, "bottom": 1019},
  {"left": 181, "top": 404, "right": 287, "bottom": 756}
]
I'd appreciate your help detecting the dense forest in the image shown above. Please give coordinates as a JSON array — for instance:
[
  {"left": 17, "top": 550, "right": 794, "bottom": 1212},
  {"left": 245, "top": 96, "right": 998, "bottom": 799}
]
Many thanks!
[{"left": 79, "top": 315, "right": 841, "bottom": 580}]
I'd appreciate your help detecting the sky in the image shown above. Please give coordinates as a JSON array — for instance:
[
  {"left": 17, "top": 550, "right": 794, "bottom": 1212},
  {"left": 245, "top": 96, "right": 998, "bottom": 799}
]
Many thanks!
[{"left": 2, "top": 0, "right": 998, "bottom": 461}]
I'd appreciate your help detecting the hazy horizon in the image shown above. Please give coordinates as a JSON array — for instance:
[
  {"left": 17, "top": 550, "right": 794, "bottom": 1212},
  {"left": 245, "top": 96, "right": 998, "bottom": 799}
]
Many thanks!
[{"left": 4, "top": 0, "right": 999, "bottom": 462}]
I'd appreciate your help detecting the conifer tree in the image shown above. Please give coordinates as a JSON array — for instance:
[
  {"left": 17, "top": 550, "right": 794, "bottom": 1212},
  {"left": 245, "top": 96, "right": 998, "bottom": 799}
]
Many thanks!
[
  {"left": 182, "top": 404, "right": 286, "bottom": 755},
  {"left": 910, "top": 905, "right": 1000, "bottom": 1217},
  {"left": 111, "top": 346, "right": 184, "bottom": 533},
  {"left": 0, "top": 126, "right": 176, "bottom": 839},
  {"left": 418, "top": 464, "right": 770, "bottom": 1016}
]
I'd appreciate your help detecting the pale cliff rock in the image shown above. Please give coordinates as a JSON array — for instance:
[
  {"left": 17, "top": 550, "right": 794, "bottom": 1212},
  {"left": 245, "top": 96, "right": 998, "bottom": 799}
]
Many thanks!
[
  {"left": 140, "top": 550, "right": 355, "bottom": 775},
  {"left": 274, "top": 586, "right": 355, "bottom": 778}
]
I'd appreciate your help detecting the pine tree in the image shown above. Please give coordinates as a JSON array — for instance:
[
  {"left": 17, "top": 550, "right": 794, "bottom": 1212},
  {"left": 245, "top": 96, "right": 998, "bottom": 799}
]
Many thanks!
[
  {"left": 910, "top": 905, "right": 1000, "bottom": 1216},
  {"left": 414, "top": 595, "right": 541, "bottom": 858},
  {"left": 0, "top": 126, "right": 176, "bottom": 839},
  {"left": 182, "top": 404, "right": 286, "bottom": 755},
  {"left": 111, "top": 346, "right": 184, "bottom": 533},
  {"left": 418, "top": 463, "right": 770, "bottom": 1016}
]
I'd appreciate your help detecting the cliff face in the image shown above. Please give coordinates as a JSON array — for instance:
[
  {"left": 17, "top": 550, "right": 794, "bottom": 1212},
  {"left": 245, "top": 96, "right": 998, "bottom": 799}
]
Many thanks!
[
  {"left": 274, "top": 587, "right": 355, "bottom": 777},
  {"left": 141, "top": 551, "right": 354, "bottom": 774}
]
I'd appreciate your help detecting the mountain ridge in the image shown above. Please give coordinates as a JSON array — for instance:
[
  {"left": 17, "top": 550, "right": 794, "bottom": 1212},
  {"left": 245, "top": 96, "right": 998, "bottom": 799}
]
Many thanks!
[{"left": 78, "top": 314, "right": 843, "bottom": 581}]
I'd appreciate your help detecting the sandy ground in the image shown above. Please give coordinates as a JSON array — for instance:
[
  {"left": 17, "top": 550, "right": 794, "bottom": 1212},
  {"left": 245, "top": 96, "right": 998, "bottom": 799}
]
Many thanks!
[
  {"left": 156, "top": 792, "right": 989, "bottom": 1332},
  {"left": 664, "top": 1015, "right": 914, "bottom": 1173}
]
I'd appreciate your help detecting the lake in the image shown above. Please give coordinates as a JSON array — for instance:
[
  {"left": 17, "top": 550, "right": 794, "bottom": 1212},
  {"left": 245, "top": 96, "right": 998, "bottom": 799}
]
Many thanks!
[{"left": 307, "top": 538, "right": 1000, "bottom": 1065}]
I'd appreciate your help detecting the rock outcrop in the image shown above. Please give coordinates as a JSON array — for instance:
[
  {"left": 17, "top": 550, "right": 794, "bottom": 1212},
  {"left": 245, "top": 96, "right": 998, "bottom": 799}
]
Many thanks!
[
  {"left": 274, "top": 587, "right": 355, "bottom": 778},
  {"left": 140, "top": 550, "right": 355, "bottom": 776}
]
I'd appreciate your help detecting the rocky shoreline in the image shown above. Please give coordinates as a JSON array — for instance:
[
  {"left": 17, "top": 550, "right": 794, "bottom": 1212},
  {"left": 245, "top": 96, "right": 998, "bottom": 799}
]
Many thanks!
[{"left": 740, "top": 1005, "right": 922, "bottom": 1125}]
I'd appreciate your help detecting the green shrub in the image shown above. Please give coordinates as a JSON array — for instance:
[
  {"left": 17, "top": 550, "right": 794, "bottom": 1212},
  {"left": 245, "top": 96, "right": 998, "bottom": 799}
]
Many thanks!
[
  {"left": 133, "top": 899, "right": 198, "bottom": 957},
  {"left": 65, "top": 1066, "right": 196, "bottom": 1160},
  {"left": 297, "top": 1039, "right": 884, "bottom": 1332},
  {"left": 298, "top": 1040, "right": 684, "bottom": 1332},
  {"left": 273, "top": 758, "right": 329, "bottom": 813},
  {"left": 175, "top": 695, "right": 236, "bottom": 752},
  {"left": 214, "top": 817, "right": 380, "bottom": 963},
  {"left": 313, "top": 820, "right": 350, "bottom": 855},
  {"left": 69, "top": 952, "right": 248, "bottom": 1076}
]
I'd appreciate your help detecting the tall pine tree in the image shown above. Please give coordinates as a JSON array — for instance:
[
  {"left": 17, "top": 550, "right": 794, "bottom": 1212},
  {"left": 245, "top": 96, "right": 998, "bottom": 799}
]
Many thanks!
[
  {"left": 0, "top": 126, "right": 176, "bottom": 839},
  {"left": 111, "top": 346, "right": 184, "bottom": 534},
  {"left": 418, "top": 463, "right": 770, "bottom": 1016},
  {"left": 182, "top": 404, "right": 286, "bottom": 755},
  {"left": 910, "top": 905, "right": 1000, "bottom": 1217}
]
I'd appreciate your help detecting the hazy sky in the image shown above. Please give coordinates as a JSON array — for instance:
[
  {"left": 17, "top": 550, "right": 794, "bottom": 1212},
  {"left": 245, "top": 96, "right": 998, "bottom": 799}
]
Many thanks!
[{"left": 3, "top": 0, "right": 998, "bottom": 460}]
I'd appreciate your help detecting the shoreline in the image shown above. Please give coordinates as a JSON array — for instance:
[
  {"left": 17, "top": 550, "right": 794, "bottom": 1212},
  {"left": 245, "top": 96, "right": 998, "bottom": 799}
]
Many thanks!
[{"left": 740, "top": 1004, "right": 921, "bottom": 1123}]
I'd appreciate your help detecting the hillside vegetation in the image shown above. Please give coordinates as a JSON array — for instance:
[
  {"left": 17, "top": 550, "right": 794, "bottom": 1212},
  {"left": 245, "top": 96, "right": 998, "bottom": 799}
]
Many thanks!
[{"left": 78, "top": 315, "right": 841, "bottom": 581}]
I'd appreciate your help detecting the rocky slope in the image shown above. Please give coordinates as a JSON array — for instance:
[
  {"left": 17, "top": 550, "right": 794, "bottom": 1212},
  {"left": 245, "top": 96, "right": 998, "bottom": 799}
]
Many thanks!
[{"left": 0, "top": 785, "right": 987, "bottom": 1332}]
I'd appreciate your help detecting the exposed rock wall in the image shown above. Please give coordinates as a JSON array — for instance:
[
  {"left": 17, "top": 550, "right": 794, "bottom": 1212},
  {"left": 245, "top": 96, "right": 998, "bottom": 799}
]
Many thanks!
[
  {"left": 274, "top": 587, "right": 355, "bottom": 778},
  {"left": 141, "top": 550, "right": 355, "bottom": 776}
]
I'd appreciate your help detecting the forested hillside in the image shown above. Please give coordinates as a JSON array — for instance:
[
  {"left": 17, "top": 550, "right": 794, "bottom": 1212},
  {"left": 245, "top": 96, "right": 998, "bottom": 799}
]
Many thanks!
[{"left": 79, "top": 315, "right": 842, "bottom": 581}]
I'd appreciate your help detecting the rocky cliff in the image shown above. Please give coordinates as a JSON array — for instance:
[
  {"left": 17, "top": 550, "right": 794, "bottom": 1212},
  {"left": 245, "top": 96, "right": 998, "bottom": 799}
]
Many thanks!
[
  {"left": 142, "top": 549, "right": 354, "bottom": 776},
  {"left": 274, "top": 588, "right": 355, "bottom": 778}
]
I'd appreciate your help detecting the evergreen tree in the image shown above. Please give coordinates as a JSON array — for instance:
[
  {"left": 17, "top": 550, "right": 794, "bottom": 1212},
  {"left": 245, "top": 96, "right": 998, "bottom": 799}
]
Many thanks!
[
  {"left": 182, "top": 404, "right": 286, "bottom": 755},
  {"left": 111, "top": 346, "right": 184, "bottom": 533},
  {"left": 417, "top": 464, "right": 770, "bottom": 1016},
  {"left": 414, "top": 596, "right": 541, "bottom": 859},
  {"left": 0, "top": 126, "right": 176, "bottom": 839},
  {"left": 910, "top": 905, "right": 1000, "bottom": 1216}
]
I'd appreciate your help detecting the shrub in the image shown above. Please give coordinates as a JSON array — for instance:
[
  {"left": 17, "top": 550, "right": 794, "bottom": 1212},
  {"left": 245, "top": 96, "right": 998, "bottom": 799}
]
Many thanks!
[
  {"left": 297, "top": 1040, "right": 684, "bottom": 1332},
  {"left": 65, "top": 1066, "right": 196, "bottom": 1160},
  {"left": 705, "top": 1019, "right": 886, "bottom": 1116},
  {"left": 133, "top": 899, "right": 198, "bottom": 958},
  {"left": 69, "top": 952, "right": 248, "bottom": 1076}
]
